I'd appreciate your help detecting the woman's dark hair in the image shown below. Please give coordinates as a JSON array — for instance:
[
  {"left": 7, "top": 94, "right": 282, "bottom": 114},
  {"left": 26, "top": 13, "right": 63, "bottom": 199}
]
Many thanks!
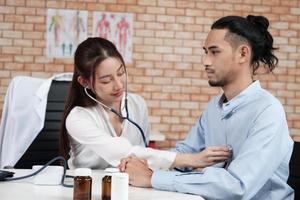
[
  {"left": 211, "top": 15, "right": 278, "bottom": 75},
  {"left": 60, "top": 37, "right": 125, "bottom": 160}
]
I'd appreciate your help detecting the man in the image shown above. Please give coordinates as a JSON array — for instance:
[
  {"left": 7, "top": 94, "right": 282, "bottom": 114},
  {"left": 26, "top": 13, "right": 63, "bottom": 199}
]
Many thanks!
[{"left": 120, "top": 15, "right": 294, "bottom": 199}]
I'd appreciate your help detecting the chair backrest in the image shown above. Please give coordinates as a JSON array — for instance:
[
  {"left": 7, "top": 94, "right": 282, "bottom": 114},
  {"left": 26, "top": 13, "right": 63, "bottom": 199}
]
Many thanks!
[
  {"left": 14, "top": 80, "right": 70, "bottom": 169},
  {"left": 287, "top": 141, "right": 300, "bottom": 199}
]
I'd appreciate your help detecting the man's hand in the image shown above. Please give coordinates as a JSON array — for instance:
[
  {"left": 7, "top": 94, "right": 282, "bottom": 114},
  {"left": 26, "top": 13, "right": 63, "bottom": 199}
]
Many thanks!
[
  {"left": 119, "top": 155, "right": 153, "bottom": 188},
  {"left": 172, "top": 146, "right": 232, "bottom": 169}
]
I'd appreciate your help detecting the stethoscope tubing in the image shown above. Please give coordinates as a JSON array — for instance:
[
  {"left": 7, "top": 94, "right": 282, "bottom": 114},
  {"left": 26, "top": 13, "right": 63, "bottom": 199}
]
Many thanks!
[{"left": 84, "top": 87, "right": 148, "bottom": 147}]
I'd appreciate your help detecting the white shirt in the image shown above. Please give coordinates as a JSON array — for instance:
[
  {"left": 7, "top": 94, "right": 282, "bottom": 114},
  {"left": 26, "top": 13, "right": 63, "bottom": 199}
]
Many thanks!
[{"left": 66, "top": 93, "right": 176, "bottom": 170}]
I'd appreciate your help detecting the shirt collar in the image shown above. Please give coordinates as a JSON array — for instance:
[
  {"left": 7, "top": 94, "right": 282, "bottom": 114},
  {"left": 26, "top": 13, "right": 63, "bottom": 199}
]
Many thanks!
[{"left": 218, "top": 80, "right": 262, "bottom": 119}]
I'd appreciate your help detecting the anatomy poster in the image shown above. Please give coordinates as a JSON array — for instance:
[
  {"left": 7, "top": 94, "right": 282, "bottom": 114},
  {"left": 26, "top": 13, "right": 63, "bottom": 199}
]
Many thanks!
[
  {"left": 47, "top": 9, "right": 87, "bottom": 58},
  {"left": 93, "top": 12, "right": 133, "bottom": 63}
]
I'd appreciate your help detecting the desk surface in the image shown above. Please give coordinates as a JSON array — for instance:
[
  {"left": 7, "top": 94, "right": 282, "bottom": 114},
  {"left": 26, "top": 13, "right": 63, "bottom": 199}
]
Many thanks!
[{"left": 0, "top": 169, "right": 204, "bottom": 200}]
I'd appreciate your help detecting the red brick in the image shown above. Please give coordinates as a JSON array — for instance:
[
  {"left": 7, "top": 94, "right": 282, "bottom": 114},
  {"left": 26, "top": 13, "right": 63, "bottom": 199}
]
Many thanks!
[
  {"left": 34, "top": 24, "right": 46, "bottom": 31},
  {"left": 144, "top": 85, "right": 162, "bottom": 92},
  {"left": 145, "top": 69, "right": 163, "bottom": 76},
  {"left": 146, "top": 22, "right": 164, "bottom": 30},
  {"left": 24, "top": 63, "right": 44, "bottom": 71},
  {"left": 0, "top": 38, "right": 13, "bottom": 46},
  {"left": 45, "top": 64, "right": 64, "bottom": 72},
  {"left": 11, "top": 71, "right": 31, "bottom": 77},
  {"left": 149, "top": 116, "right": 161, "bottom": 123},
  {"left": 137, "top": 0, "right": 156, "bottom": 6},
  {"left": 0, "top": 70, "right": 10, "bottom": 77},
  {"left": 234, "top": 4, "right": 252, "bottom": 12},
  {"left": 4, "top": 62, "right": 23, "bottom": 70},
  {"left": 133, "top": 76, "right": 152, "bottom": 83},
  {"left": 166, "top": 8, "right": 185, "bottom": 15},
  {"left": 46, "top": 1, "right": 66, "bottom": 8},
  {"left": 280, "top": 14, "right": 298, "bottom": 22},
  {"left": 15, "top": 23, "right": 34, "bottom": 31},
  {"left": 0, "top": 55, "right": 13, "bottom": 62},
  {"left": 146, "top": 100, "right": 160, "bottom": 107},
  {"left": 0, "top": 6, "right": 15, "bottom": 13},
  {"left": 146, "top": 6, "right": 165, "bottom": 14},
  {"left": 175, "top": 31, "right": 193, "bottom": 39},
  {"left": 171, "top": 93, "right": 190, "bottom": 101},
  {"left": 23, "top": 47, "right": 43, "bottom": 55},
  {"left": 163, "top": 54, "right": 182, "bottom": 62},
  {"left": 205, "top": 10, "right": 224, "bottom": 18},
  {"left": 6, "top": 0, "right": 25, "bottom": 6},
  {"left": 162, "top": 85, "right": 180, "bottom": 93},
  {"left": 86, "top": 3, "right": 106, "bottom": 11},
  {"left": 66, "top": 2, "right": 86, "bottom": 10},
  {"left": 157, "top": 15, "right": 175, "bottom": 23},
  {"left": 280, "top": 30, "right": 297, "bottom": 37},
  {"left": 2, "top": 46, "right": 22, "bottom": 54},
  {"left": 253, "top": 5, "right": 271, "bottom": 13},
  {"left": 158, "top": 0, "right": 176, "bottom": 7},
  {"left": 165, "top": 23, "right": 183, "bottom": 31},
  {"left": 152, "top": 92, "right": 170, "bottom": 99},
  {"left": 31, "top": 72, "right": 52, "bottom": 78},
  {"left": 144, "top": 53, "right": 162, "bottom": 61},
  {"left": 155, "top": 46, "right": 172, "bottom": 53},
  {"left": 16, "top": 7, "right": 36, "bottom": 15},
  {"left": 196, "top": 2, "right": 214, "bottom": 9},
  {"left": 3, "top": 30, "right": 22, "bottom": 39},
  {"left": 126, "top": 5, "right": 145, "bottom": 13},
  {"left": 23, "top": 31, "right": 43, "bottom": 39},
  {"left": 25, "top": 15, "right": 44, "bottom": 23},
  {"left": 14, "top": 55, "right": 33, "bottom": 63},
  {"left": 135, "top": 29, "right": 154, "bottom": 37},
  {"left": 216, "top": 3, "right": 233, "bottom": 11},
  {"left": 162, "top": 116, "right": 180, "bottom": 124},
  {"left": 5, "top": 14, "right": 24, "bottom": 22},
  {"left": 107, "top": 4, "right": 126, "bottom": 12}
]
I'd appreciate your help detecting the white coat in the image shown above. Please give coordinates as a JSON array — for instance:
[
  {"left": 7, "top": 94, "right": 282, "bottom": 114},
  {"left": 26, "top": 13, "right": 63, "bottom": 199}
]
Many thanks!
[{"left": 0, "top": 73, "right": 72, "bottom": 168}]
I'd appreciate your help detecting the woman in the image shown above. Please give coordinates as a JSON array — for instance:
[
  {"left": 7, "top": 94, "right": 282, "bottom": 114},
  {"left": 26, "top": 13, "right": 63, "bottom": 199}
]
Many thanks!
[{"left": 60, "top": 37, "right": 230, "bottom": 170}]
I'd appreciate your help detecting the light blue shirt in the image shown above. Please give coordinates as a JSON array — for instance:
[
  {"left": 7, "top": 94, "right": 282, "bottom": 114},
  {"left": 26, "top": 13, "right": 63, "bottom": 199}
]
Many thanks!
[{"left": 152, "top": 81, "right": 294, "bottom": 199}]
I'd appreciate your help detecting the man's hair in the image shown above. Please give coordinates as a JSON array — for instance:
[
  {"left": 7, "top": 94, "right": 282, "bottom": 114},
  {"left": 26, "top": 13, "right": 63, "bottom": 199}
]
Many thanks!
[{"left": 211, "top": 15, "right": 278, "bottom": 75}]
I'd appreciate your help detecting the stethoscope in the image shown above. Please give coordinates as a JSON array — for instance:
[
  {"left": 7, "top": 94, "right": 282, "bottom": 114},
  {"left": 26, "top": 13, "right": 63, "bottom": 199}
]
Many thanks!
[{"left": 83, "top": 68, "right": 148, "bottom": 147}]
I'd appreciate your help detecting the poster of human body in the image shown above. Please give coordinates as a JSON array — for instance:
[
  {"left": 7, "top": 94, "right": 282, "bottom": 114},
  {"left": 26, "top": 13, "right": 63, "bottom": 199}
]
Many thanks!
[
  {"left": 47, "top": 9, "right": 87, "bottom": 58},
  {"left": 93, "top": 12, "right": 133, "bottom": 63}
]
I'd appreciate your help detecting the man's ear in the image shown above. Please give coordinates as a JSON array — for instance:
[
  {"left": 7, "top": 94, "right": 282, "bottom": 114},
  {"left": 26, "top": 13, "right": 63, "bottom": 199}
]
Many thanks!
[
  {"left": 77, "top": 76, "right": 90, "bottom": 89},
  {"left": 237, "top": 45, "right": 251, "bottom": 64}
]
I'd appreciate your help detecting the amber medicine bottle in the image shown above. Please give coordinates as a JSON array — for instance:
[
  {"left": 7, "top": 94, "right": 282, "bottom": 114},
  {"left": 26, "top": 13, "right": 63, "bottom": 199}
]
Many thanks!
[
  {"left": 101, "top": 175, "right": 111, "bottom": 200},
  {"left": 73, "top": 168, "right": 92, "bottom": 200}
]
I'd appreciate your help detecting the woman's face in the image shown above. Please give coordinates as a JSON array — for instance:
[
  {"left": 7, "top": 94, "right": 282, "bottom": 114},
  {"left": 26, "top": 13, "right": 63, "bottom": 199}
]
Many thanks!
[{"left": 92, "top": 57, "right": 126, "bottom": 107}]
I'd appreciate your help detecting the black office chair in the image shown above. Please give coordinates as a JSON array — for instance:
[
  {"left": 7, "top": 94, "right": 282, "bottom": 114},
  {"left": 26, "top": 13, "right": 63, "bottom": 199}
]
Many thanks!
[
  {"left": 14, "top": 80, "right": 70, "bottom": 169},
  {"left": 287, "top": 141, "right": 300, "bottom": 199}
]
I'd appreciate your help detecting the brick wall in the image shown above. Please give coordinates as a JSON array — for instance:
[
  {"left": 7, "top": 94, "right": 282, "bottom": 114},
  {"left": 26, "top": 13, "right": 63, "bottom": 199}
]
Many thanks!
[{"left": 0, "top": 0, "right": 300, "bottom": 148}]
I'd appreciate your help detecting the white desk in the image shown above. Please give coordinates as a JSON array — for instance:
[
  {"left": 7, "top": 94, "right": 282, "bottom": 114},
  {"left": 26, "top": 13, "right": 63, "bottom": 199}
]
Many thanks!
[{"left": 0, "top": 169, "right": 204, "bottom": 200}]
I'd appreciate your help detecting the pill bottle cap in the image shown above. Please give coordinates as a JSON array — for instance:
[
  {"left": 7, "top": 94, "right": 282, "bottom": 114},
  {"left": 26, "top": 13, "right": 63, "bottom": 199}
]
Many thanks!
[{"left": 75, "top": 168, "right": 92, "bottom": 176}]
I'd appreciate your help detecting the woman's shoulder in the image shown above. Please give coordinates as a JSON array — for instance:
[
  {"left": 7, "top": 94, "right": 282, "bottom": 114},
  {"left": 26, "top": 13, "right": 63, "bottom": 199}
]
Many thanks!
[
  {"left": 67, "top": 106, "right": 98, "bottom": 120},
  {"left": 127, "top": 93, "right": 147, "bottom": 105},
  {"left": 126, "top": 93, "right": 148, "bottom": 111}
]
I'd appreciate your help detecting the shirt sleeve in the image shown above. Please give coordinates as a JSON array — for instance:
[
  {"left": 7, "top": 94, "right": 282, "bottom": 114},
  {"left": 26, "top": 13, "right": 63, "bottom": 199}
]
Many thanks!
[
  {"left": 152, "top": 104, "right": 293, "bottom": 199},
  {"left": 66, "top": 106, "right": 176, "bottom": 170},
  {"left": 172, "top": 116, "right": 206, "bottom": 153}
]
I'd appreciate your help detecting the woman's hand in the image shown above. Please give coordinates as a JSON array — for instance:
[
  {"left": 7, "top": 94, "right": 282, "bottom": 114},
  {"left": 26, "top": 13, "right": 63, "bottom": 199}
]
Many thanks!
[
  {"left": 118, "top": 155, "right": 152, "bottom": 187},
  {"left": 172, "top": 146, "right": 232, "bottom": 169}
]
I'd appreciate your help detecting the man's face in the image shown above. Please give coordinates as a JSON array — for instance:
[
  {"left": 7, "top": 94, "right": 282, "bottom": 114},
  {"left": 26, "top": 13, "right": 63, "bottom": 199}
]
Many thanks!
[{"left": 202, "top": 29, "right": 239, "bottom": 87}]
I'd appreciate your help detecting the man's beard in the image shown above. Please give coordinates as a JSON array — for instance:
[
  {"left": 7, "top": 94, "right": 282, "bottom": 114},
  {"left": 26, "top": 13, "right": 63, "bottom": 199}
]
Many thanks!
[{"left": 208, "top": 78, "right": 228, "bottom": 87}]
